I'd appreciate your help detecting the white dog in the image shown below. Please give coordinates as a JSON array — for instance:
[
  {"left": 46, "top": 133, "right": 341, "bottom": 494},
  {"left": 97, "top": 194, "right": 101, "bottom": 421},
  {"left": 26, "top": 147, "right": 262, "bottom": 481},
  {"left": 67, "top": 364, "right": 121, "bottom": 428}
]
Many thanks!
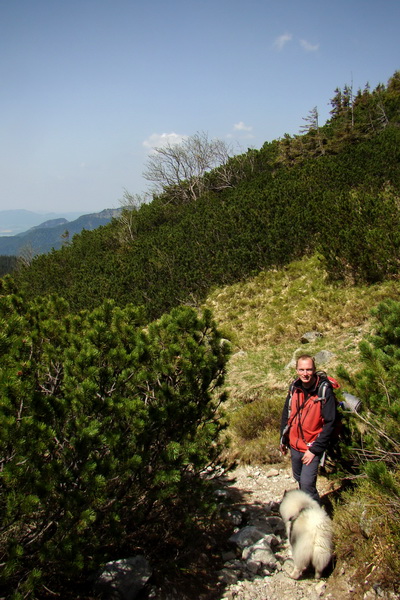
[{"left": 279, "top": 489, "right": 333, "bottom": 580}]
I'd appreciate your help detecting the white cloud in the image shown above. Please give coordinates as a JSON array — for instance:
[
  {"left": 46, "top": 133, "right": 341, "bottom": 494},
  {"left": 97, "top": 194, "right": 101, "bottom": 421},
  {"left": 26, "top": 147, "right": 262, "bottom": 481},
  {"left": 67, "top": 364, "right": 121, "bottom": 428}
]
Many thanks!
[
  {"left": 228, "top": 121, "right": 255, "bottom": 142},
  {"left": 143, "top": 132, "right": 187, "bottom": 152},
  {"left": 300, "top": 39, "right": 319, "bottom": 52},
  {"left": 274, "top": 32, "right": 292, "bottom": 51},
  {"left": 234, "top": 121, "right": 253, "bottom": 132}
]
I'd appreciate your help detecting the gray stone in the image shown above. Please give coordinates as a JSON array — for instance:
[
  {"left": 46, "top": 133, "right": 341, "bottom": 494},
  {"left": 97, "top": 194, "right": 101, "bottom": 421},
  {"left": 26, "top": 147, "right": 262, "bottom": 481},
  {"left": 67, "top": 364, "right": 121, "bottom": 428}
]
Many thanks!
[
  {"left": 315, "top": 580, "right": 327, "bottom": 595},
  {"left": 263, "top": 515, "right": 285, "bottom": 535},
  {"left": 225, "top": 509, "right": 244, "bottom": 525},
  {"left": 300, "top": 331, "right": 323, "bottom": 344},
  {"left": 222, "top": 550, "right": 237, "bottom": 562},
  {"left": 314, "top": 349, "right": 335, "bottom": 364},
  {"left": 94, "top": 555, "right": 151, "bottom": 600},
  {"left": 262, "top": 533, "right": 280, "bottom": 547},
  {"left": 215, "top": 488, "right": 230, "bottom": 499},
  {"left": 360, "top": 508, "right": 374, "bottom": 538},
  {"left": 217, "top": 568, "right": 239, "bottom": 584},
  {"left": 266, "top": 468, "right": 280, "bottom": 477},
  {"left": 246, "top": 560, "right": 261, "bottom": 574},
  {"left": 228, "top": 526, "right": 266, "bottom": 548},
  {"left": 283, "top": 558, "right": 295, "bottom": 575},
  {"left": 242, "top": 539, "right": 278, "bottom": 572},
  {"left": 363, "top": 592, "right": 377, "bottom": 600}
]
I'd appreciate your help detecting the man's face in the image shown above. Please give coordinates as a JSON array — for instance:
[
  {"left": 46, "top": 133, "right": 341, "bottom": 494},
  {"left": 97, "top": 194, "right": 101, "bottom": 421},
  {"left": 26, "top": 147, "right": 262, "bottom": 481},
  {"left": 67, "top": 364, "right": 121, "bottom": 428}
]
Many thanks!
[{"left": 296, "top": 358, "right": 316, "bottom": 387}]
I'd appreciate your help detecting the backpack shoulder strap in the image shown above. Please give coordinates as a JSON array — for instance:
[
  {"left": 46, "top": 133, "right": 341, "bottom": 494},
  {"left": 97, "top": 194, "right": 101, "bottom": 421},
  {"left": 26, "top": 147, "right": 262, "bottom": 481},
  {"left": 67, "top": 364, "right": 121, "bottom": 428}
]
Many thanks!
[
  {"left": 287, "top": 380, "right": 295, "bottom": 418},
  {"left": 286, "top": 378, "right": 302, "bottom": 423}
]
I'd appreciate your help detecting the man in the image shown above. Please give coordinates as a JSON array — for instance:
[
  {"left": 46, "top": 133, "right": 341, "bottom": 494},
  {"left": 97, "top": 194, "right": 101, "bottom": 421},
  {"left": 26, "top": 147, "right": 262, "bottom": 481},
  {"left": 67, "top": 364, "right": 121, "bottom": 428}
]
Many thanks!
[{"left": 280, "top": 355, "right": 337, "bottom": 502}]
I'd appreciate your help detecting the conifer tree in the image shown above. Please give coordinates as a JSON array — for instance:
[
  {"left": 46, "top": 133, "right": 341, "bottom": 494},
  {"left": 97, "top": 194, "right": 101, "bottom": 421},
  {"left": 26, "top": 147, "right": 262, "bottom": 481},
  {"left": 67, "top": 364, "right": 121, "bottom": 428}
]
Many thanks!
[
  {"left": 0, "top": 286, "right": 230, "bottom": 597},
  {"left": 337, "top": 298, "right": 400, "bottom": 468}
]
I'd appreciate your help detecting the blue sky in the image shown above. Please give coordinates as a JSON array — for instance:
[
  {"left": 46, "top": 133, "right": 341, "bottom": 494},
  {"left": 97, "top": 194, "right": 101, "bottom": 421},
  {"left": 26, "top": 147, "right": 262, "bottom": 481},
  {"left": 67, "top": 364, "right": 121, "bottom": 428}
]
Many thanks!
[{"left": 1, "top": 0, "right": 399, "bottom": 214}]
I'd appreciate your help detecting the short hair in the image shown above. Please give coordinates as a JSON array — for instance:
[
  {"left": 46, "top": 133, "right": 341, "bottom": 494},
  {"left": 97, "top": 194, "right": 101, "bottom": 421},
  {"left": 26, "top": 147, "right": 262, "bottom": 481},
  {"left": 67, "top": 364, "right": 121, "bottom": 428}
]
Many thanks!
[{"left": 296, "top": 354, "right": 316, "bottom": 370}]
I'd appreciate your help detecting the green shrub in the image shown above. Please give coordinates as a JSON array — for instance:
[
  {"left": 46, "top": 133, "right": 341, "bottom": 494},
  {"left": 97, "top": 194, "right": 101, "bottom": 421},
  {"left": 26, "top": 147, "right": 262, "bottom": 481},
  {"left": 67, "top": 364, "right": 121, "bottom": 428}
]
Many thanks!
[
  {"left": 0, "top": 286, "right": 230, "bottom": 597},
  {"left": 332, "top": 298, "right": 400, "bottom": 592},
  {"left": 338, "top": 298, "right": 400, "bottom": 467},
  {"left": 230, "top": 397, "right": 280, "bottom": 440}
]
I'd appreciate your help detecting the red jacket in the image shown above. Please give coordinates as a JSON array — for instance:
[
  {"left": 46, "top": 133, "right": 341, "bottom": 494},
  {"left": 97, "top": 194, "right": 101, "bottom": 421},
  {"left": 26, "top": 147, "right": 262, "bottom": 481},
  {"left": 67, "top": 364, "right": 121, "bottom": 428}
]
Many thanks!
[{"left": 280, "top": 375, "right": 337, "bottom": 454}]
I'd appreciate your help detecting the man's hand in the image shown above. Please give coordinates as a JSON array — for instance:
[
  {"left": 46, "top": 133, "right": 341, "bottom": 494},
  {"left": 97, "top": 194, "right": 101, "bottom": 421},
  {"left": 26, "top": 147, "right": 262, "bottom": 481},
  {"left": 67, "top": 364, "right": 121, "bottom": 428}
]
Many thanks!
[
  {"left": 280, "top": 444, "right": 288, "bottom": 455},
  {"left": 302, "top": 449, "right": 315, "bottom": 465}
]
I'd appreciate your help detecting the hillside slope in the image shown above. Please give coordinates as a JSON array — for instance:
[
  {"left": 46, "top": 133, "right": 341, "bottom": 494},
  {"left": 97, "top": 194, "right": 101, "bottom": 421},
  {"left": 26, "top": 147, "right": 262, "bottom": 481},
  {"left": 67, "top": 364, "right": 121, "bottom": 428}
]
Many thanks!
[
  {"left": 13, "top": 125, "right": 400, "bottom": 317},
  {"left": 12, "top": 72, "right": 400, "bottom": 317},
  {"left": 203, "top": 254, "right": 399, "bottom": 454},
  {"left": 201, "top": 254, "right": 400, "bottom": 597}
]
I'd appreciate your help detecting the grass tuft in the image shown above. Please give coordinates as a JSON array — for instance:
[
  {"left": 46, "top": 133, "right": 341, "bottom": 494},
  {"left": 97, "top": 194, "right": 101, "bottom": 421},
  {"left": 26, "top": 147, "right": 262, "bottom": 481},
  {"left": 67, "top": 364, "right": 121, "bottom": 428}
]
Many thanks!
[
  {"left": 205, "top": 253, "right": 400, "bottom": 465},
  {"left": 333, "top": 475, "right": 400, "bottom": 596}
]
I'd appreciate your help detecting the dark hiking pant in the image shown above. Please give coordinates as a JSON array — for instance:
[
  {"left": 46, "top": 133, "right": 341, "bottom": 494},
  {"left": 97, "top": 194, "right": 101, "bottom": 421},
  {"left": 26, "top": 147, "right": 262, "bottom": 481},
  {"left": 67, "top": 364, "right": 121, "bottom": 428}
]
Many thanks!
[{"left": 290, "top": 447, "right": 321, "bottom": 502}]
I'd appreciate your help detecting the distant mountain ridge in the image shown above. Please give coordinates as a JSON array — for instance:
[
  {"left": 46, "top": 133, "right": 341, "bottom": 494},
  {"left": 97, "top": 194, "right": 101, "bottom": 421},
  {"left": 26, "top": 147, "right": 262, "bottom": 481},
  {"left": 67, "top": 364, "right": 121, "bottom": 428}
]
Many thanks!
[
  {"left": 17, "top": 218, "right": 69, "bottom": 233},
  {"left": 0, "top": 209, "right": 84, "bottom": 236},
  {"left": 0, "top": 208, "right": 121, "bottom": 256}
]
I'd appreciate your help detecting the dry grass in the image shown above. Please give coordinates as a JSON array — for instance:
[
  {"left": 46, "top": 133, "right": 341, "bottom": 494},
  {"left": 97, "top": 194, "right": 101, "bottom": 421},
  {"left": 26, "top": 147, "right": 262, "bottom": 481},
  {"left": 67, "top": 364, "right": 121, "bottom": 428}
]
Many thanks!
[
  {"left": 206, "top": 253, "right": 400, "bottom": 366},
  {"left": 206, "top": 254, "right": 399, "bottom": 353},
  {"left": 204, "top": 253, "right": 400, "bottom": 463},
  {"left": 332, "top": 477, "right": 400, "bottom": 596}
]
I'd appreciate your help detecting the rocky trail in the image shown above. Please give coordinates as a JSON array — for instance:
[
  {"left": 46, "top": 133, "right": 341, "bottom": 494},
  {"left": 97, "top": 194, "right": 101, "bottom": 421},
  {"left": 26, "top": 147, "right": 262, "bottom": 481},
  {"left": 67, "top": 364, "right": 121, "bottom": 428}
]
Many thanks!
[
  {"left": 210, "top": 462, "right": 349, "bottom": 600},
  {"left": 145, "top": 461, "right": 398, "bottom": 600}
]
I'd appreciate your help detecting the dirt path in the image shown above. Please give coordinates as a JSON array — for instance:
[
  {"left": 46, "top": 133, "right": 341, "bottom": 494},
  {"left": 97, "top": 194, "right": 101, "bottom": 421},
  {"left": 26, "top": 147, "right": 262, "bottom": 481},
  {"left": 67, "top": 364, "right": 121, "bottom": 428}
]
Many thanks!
[
  {"left": 148, "top": 461, "right": 395, "bottom": 600},
  {"left": 210, "top": 460, "right": 364, "bottom": 600}
]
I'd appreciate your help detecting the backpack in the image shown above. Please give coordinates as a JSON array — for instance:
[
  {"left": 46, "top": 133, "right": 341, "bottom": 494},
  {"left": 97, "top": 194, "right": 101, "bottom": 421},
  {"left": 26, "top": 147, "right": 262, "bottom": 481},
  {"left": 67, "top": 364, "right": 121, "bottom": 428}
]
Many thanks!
[{"left": 315, "top": 371, "right": 343, "bottom": 447}]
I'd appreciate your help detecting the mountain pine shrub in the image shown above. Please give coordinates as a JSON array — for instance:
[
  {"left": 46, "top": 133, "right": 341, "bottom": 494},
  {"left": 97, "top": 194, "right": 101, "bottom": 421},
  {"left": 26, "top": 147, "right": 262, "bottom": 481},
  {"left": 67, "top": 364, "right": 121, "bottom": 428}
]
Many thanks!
[
  {"left": 341, "top": 298, "right": 400, "bottom": 464},
  {"left": 333, "top": 298, "right": 400, "bottom": 594},
  {"left": 0, "top": 280, "right": 230, "bottom": 597}
]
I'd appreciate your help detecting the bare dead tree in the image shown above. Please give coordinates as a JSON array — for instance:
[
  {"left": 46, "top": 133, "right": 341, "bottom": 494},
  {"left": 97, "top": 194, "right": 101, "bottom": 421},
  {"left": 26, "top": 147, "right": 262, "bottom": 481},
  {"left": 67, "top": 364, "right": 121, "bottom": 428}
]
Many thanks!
[
  {"left": 143, "top": 131, "right": 234, "bottom": 204},
  {"left": 117, "top": 190, "right": 149, "bottom": 243}
]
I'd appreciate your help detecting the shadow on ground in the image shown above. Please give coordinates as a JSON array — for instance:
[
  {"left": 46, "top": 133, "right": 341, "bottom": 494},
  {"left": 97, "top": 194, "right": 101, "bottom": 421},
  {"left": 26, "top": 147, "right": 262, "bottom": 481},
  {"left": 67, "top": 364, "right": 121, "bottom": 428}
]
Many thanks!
[{"left": 136, "top": 471, "right": 344, "bottom": 600}]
